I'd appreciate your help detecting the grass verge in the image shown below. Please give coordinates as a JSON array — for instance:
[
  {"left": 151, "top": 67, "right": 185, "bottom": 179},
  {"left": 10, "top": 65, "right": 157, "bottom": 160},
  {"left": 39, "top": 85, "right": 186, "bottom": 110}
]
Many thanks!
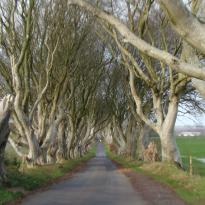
[
  {"left": 106, "top": 146, "right": 205, "bottom": 205},
  {"left": 0, "top": 147, "right": 96, "bottom": 205}
]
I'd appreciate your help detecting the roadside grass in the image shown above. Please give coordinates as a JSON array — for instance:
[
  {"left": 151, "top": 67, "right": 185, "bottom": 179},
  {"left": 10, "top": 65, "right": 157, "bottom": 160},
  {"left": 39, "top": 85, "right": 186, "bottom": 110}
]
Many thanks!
[
  {"left": 0, "top": 188, "right": 21, "bottom": 205},
  {"left": 105, "top": 145, "right": 205, "bottom": 205},
  {"left": 0, "top": 147, "right": 96, "bottom": 205}
]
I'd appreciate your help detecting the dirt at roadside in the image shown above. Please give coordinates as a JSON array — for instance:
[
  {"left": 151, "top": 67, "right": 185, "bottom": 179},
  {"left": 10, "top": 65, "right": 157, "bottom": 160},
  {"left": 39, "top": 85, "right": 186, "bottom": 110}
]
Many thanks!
[{"left": 116, "top": 164, "right": 188, "bottom": 205}]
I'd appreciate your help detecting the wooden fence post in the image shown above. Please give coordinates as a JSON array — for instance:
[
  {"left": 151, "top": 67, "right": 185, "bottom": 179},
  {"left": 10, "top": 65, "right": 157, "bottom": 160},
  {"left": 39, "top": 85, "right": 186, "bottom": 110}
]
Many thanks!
[{"left": 189, "top": 155, "right": 193, "bottom": 176}]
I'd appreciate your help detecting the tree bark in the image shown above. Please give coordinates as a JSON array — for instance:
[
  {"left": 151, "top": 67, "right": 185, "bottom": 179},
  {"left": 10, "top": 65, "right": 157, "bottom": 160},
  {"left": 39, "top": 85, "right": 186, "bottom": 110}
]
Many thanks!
[
  {"left": 125, "top": 117, "right": 137, "bottom": 159},
  {"left": 160, "top": 96, "right": 182, "bottom": 165},
  {"left": 0, "top": 95, "right": 13, "bottom": 184},
  {"left": 136, "top": 124, "right": 150, "bottom": 160},
  {"left": 56, "top": 121, "right": 67, "bottom": 163},
  {"left": 180, "top": 0, "right": 205, "bottom": 98},
  {"left": 66, "top": 116, "right": 75, "bottom": 159},
  {"left": 158, "top": 0, "right": 205, "bottom": 54}
]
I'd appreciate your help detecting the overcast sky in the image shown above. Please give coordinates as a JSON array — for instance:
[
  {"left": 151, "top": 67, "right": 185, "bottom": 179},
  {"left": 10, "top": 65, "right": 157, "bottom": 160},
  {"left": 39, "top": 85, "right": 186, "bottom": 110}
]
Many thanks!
[{"left": 176, "top": 114, "right": 205, "bottom": 126}]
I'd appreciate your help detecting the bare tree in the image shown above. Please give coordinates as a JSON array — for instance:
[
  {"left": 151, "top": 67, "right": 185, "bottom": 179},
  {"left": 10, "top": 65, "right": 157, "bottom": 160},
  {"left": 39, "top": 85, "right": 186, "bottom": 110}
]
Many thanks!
[{"left": 67, "top": 0, "right": 205, "bottom": 81}]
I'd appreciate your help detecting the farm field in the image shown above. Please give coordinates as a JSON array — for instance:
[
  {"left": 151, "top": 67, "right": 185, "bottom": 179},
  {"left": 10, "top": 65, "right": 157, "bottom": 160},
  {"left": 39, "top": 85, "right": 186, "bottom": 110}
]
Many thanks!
[{"left": 177, "top": 137, "right": 205, "bottom": 176}]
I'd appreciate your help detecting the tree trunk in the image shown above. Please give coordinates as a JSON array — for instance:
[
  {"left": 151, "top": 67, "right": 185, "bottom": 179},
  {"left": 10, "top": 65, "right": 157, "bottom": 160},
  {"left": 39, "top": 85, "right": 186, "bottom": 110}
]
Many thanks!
[
  {"left": 159, "top": 96, "right": 182, "bottom": 166},
  {"left": 113, "top": 120, "right": 126, "bottom": 154},
  {"left": 158, "top": 0, "right": 205, "bottom": 55},
  {"left": 104, "top": 125, "right": 113, "bottom": 144},
  {"left": 137, "top": 125, "right": 147, "bottom": 160},
  {"left": 13, "top": 100, "right": 40, "bottom": 166},
  {"left": 69, "top": 147, "right": 75, "bottom": 159},
  {"left": 181, "top": 1, "right": 205, "bottom": 98},
  {"left": 67, "top": 116, "right": 75, "bottom": 159},
  {"left": 81, "top": 144, "right": 87, "bottom": 155},
  {"left": 26, "top": 132, "right": 41, "bottom": 166},
  {"left": 126, "top": 120, "right": 137, "bottom": 159},
  {"left": 46, "top": 145, "right": 57, "bottom": 164},
  {"left": 73, "top": 146, "right": 80, "bottom": 158},
  {"left": 0, "top": 95, "right": 13, "bottom": 184},
  {"left": 129, "top": 133, "right": 137, "bottom": 159},
  {"left": 56, "top": 122, "right": 67, "bottom": 163}
]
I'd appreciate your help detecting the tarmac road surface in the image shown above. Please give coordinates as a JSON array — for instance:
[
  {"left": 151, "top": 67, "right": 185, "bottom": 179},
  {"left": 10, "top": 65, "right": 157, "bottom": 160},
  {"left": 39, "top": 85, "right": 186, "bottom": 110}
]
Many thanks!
[{"left": 21, "top": 143, "right": 148, "bottom": 205}]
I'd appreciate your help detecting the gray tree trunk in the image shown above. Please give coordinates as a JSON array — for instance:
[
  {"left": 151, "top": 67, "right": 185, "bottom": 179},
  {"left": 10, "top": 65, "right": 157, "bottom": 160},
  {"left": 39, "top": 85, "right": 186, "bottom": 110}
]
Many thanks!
[
  {"left": 56, "top": 122, "right": 67, "bottom": 163},
  {"left": 159, "top": 96, "right": 182, "bottom": 166},
  {"left": 136, "top": 124, "right": 150, "bottom": 160},
  {"left": 0, "top": 95, "right": 13, "bottom": 184},
  {"left": 188, "top": 1, "right": 205, "bottom": 98}
]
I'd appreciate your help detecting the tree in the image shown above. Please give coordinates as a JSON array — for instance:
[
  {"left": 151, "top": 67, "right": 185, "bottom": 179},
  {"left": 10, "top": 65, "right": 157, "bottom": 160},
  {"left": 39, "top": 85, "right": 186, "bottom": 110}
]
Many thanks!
[
  {"left": 67, "top": 0, "right": 204, "bottom": 165},
  {"left": 0, "top": 0, "right": 113, "bottom": 166},
  {"left": 0, "top": 95, "right": 13, "bottom": 184},
  {"left": 158, "top": 0, "right": 205, "bottom": 54},
  {"left": 67, "top": 0, "right": 205, "bottom": 80}
]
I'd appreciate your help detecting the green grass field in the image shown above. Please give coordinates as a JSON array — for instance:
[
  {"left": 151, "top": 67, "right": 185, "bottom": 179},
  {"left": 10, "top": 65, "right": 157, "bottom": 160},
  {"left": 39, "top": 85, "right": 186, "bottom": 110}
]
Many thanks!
[
  {"left": 177, "top": 137, "right": 205, "bottom": 158},
  {"left": 177, "top": 137, "right": 205, "bottom": 176}
]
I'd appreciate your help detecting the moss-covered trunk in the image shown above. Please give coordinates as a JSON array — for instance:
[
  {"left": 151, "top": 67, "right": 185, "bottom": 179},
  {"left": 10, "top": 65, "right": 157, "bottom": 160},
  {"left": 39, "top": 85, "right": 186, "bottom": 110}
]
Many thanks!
[{"left": 0, "top": 95, "right": 13, "bottom": 184}]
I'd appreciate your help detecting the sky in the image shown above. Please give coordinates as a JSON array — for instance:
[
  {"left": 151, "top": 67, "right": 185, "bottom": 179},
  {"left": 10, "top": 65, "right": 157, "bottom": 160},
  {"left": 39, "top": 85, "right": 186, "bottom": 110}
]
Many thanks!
[{"left": 176, "top": 114, "right": 205, "bottom": 127}]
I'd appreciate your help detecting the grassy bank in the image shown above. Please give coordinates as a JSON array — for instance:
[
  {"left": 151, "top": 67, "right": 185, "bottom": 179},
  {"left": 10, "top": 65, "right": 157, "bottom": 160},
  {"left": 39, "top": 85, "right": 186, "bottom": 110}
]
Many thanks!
[
  {"left": 106, "top": 146, "right": 205, "bottom": 205},
  {"left": 0, "top": 147, "right": 96, "bottom": 205}
]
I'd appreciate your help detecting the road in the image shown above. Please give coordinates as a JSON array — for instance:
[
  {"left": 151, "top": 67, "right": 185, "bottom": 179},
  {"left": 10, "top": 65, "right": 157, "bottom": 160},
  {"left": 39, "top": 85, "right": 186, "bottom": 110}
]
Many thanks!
[{"left": 21, "top": 143, "right": 148, "bottom": 205}]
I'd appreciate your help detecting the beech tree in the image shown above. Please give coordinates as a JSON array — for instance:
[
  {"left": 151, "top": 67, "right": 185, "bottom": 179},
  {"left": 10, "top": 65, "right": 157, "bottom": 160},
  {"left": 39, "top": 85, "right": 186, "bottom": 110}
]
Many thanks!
[
  {"left": 67, "top": 0, "right": 205, "bottom": 165},
  {"left": 67, "top": 0, "right": 205, "bottom": 81},
  {"left": 0, "top": 95, "right": 13, "bottom": 183},
  {"left": 0, "top": 0, "right": 204, "bottom": 177},
  {"left": 0, "top": 0, "right": 112, "bottom": 167}
]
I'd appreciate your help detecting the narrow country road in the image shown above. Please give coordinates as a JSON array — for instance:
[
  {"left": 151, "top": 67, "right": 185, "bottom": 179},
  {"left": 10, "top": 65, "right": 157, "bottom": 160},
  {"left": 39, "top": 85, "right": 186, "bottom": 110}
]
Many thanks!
[{"left": 20, "top": 144, "right": 185, "bottom": 205}]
